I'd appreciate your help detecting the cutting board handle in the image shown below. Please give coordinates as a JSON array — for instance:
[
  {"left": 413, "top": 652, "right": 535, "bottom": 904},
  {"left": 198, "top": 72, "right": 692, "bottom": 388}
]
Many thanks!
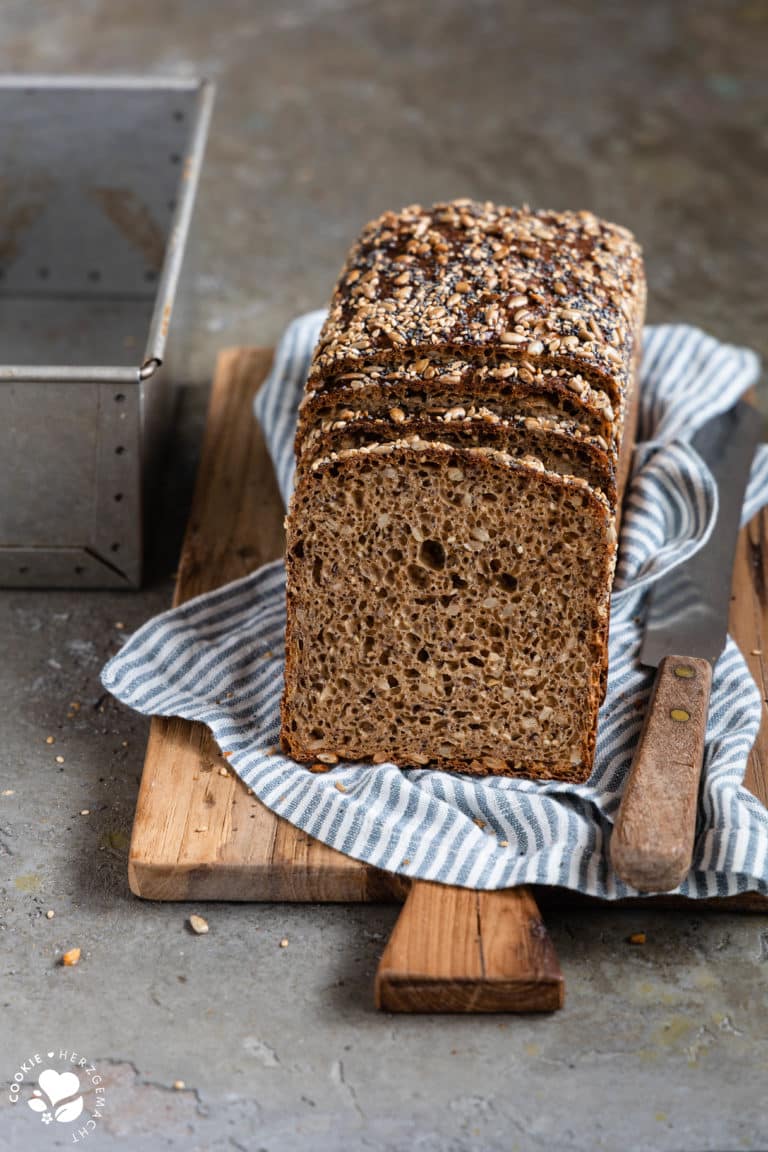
[
  {"left": 610, "top": 655, "right": 713, "bottom": 893},
  {"left": 374, "top": 880, "right": 564, "bottom": 1013}
]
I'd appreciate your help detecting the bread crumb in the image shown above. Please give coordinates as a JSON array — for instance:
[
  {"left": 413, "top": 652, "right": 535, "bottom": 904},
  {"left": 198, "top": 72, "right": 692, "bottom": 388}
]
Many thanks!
[
  {"left": 309, "top": 762, "right": 331, "bottom": 774},
  {"left": 498, "top": 839, "right": 509, "bottom": 847},
  {"left": 55, "top": 755, "right": 65, "bottom": 764},
  {"left": 218, "top": 767, "right": 229, "bottom": 777},
  {"left": 173, "top": 1080, "right": 185, "bottom": 1091},
  {"left": 46, "top": 910, "right": 55, "bottom": 919},
  {"left": 752, "top": 649, "right": 763, "bottom": 656},
  {"left": 61, "top": 947, "right": 81, "bottom": 966},
  {"left": 628, "top": 932, "right": 646, "bottom": 945},
  {"left": 45, "top": 736, "right": 55, "bottom": 745},
  {"left": 279, "top": 937, "right": 289, "bottom": 948},
  {"left": 473, "top": 817, "right": 487, "bottom": 829},
  {"left": 334, "top": 781, "right": 347, "bottom": 793},
  {"left": 80, "top": 809, "right": 90, "bottom": 816},
  {"left": 115, "top": 621, "right": 125, "bottom": 630},
  {"left": 189, "top": 914, "right": 209, "bottom": 935}
]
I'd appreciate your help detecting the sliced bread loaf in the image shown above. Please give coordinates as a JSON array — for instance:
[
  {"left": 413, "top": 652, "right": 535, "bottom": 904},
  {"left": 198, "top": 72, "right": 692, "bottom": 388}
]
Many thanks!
[{"left": 280, "top": 199, "right": 645, "bottom": 780}]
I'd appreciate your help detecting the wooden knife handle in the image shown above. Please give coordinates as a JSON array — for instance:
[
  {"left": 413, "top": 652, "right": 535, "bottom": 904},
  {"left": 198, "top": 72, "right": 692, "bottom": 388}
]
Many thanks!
[{"left": 610, "top": 655, "right": 712, "bottom": 893}]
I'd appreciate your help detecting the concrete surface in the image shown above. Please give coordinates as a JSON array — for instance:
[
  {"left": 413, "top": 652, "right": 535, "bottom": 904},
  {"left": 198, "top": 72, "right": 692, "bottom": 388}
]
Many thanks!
[{"left": 1, "top": 2, "right": 767, "bottom": 1150}]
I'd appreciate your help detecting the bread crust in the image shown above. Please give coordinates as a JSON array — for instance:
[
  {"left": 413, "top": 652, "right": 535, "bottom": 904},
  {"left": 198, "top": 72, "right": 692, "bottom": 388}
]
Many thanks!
[{"left": 308, "top": 201, "right": 645, "bottom": 406}]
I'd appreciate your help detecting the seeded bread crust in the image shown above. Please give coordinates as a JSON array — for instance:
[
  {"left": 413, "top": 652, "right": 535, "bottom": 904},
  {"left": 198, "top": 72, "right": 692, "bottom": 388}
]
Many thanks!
[
  {"left": 281, "top": 441, "right": 617, "bottom": 779},
  {"left": 296, "top": 364, "right": 619, "bottom": 449},
  {"left": 299, "top": 410, "right": 618, "bottom": 504},
  {"left": 308, "top": 200, "right": 645, "bottom": 403}
]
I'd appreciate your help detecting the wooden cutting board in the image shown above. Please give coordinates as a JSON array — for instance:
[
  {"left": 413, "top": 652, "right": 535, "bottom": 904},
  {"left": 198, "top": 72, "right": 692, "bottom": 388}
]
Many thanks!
[{"left": 128, "top": 349, "right": 768, "bottom": 1011}]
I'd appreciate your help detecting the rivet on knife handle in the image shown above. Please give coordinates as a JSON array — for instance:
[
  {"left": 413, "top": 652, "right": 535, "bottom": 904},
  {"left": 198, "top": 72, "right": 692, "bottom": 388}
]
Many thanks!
[{"left": 610, "top": 655, "right": 713, "bottom": 893}]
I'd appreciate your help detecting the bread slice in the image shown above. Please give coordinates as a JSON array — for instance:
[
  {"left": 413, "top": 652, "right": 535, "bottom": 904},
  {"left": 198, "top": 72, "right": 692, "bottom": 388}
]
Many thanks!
[
  {"left": 282, "top": 440, "right": 617, "bottom": 781},
  {"left": 297, "top": 360, "right": 619, "bottom": 448},
  {"left": 299, "top": 410, "right": 618, "bottom": 504}
]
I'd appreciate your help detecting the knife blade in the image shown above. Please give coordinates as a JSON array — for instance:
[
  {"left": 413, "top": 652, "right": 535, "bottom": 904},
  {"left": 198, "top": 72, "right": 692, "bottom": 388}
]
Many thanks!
[{"left": 610, "top": 400, "right": 762, "bottom": 892}]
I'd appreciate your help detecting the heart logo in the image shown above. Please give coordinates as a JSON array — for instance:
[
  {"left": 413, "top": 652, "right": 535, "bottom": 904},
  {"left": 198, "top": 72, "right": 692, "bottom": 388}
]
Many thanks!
[{"left": 38, "top": 1069, "right": 80, "bottom": 1107}]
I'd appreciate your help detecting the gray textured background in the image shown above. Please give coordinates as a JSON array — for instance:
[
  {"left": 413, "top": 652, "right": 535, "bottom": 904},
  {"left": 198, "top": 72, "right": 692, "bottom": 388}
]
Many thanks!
[{"left": 1, "top": 2, "right": 767, "bottom": 1150}]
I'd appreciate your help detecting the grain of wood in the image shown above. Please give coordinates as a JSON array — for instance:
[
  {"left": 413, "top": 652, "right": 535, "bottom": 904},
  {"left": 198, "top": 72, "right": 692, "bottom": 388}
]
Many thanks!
[{"left": 375, "top": 881, "right": 564, "bottom": 1012}]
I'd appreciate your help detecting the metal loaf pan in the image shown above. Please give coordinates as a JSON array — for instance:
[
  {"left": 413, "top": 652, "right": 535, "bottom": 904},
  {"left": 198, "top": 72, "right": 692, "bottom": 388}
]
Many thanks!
[{"left": 0, "top": 75, "right": 214, "bottom": 587}]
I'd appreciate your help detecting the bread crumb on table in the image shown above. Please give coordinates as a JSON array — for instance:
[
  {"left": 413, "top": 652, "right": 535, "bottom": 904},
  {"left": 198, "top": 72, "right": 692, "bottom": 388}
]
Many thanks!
[
  {"left": 61, "top": 947, "right": 81, "bottom": 966},
  {"left": 188, "top": 914, "right": 209, "bottom": 935},
  {"left": 628, "top": 932, "right": 646, "bottom": 945}
]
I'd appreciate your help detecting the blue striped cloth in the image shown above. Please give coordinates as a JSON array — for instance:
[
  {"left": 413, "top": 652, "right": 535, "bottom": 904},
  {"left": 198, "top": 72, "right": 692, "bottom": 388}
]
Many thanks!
[{"left": 102, "top": 317, "right": 768, "bottom": 897}]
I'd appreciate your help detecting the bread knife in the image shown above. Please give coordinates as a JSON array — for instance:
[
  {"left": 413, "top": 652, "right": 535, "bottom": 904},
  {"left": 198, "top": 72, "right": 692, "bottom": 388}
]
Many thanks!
[{"left": 610, "top": 400, "right": 762, "bottom": 892}]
